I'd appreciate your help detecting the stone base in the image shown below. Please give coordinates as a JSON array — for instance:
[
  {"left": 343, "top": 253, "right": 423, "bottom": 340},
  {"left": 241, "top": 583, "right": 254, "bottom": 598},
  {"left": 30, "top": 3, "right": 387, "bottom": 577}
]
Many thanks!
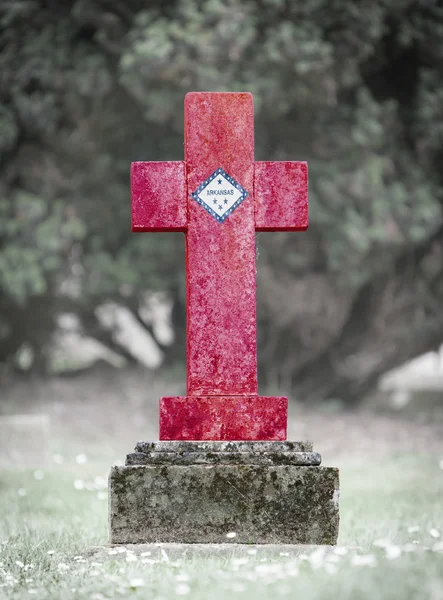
[
  {"left": 159, "top": 396, "right": 288, "bottom": 440},
  {"left": 109, "top": 442, "right": 339, "bottom": 545}
]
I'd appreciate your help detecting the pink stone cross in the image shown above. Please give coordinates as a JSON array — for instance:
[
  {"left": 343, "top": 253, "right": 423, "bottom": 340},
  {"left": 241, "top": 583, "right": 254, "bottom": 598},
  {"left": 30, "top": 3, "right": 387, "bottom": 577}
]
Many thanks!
[{"left": 131, "top": 92, "right": 308, "bottom": 441}]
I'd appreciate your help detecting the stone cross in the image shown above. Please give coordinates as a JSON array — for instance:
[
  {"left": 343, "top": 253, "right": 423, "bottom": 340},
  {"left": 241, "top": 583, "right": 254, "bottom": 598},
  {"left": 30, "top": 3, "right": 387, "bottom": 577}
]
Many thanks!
[{"left": 131, "top": 92, "right": 308, "bottom": 441}]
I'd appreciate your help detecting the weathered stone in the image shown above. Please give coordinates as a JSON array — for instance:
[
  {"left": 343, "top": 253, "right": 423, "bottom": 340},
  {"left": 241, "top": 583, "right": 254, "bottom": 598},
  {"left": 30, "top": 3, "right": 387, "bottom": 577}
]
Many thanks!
[
  {"left": 109, "top": 463, "right": 339, "bottom": 545},
  {"left": 160, "top": 396, "right": 288, "bottom": 440},
  {"left": 132, "top": 92, "right": 309, "bottom": 440},
  {"left": 135, "top": 440, "right": 314, "bottom": 453},
  {"left": 126, "top": 450, "right": 321, "bottom": 466},
  {"left": 113, "top": 92, "right": 338, "bottom": 546}
]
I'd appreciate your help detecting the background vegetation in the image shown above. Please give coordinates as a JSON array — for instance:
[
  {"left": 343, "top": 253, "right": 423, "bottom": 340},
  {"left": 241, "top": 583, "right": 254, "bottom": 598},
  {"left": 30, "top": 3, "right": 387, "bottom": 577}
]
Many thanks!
[{"left": 1, "top": 0, "right": 443, "bottom": 402}]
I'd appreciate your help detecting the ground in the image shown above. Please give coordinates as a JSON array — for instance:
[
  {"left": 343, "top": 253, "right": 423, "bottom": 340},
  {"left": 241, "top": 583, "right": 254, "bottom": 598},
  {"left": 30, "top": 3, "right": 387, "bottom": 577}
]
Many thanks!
[{"left": 0, "top": 366, "right": 443, "bottom": 599}]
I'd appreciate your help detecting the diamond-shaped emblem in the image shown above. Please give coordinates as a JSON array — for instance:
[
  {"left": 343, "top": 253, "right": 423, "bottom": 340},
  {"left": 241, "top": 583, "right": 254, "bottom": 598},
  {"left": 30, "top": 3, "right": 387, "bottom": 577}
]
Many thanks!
[{"left": 190, "top": 168, "right": 249, "bottom": 223}]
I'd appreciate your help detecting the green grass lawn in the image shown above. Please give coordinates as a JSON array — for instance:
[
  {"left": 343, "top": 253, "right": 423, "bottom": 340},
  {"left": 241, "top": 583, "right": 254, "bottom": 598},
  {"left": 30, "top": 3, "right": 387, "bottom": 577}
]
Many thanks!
[{"left": 1, "top": 452, "right": 443, "bottom": 599}]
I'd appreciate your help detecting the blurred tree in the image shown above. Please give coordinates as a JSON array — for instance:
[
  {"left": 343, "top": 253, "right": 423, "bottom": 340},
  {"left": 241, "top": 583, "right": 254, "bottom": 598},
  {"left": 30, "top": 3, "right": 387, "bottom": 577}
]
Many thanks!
[{"left": 0, "top": 0, "right": 442, "bottom": 402}]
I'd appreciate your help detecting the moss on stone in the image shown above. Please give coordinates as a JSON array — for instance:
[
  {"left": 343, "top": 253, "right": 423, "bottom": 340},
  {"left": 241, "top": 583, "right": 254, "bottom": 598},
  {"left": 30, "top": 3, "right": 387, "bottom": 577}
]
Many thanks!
[{"left": 109, "top": 463, "right": 339, "bottom": 545}]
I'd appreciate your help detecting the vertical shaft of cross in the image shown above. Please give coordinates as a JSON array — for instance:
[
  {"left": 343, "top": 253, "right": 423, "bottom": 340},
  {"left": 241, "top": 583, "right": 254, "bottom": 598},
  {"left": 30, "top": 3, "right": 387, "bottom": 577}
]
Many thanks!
[{"left": 184, "top": 93, "right": 258, "bottom": 396}]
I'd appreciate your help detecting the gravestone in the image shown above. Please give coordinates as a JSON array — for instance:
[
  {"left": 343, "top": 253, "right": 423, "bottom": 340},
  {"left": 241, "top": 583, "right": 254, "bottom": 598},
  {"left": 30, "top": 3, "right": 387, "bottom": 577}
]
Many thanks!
[{"left": 109, "top": 92, "right": 339, "bottom": 544}]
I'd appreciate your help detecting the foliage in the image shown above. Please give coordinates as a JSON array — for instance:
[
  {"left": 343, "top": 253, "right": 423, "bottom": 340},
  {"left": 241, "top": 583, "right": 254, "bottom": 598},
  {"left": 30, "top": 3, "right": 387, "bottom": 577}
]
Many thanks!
[{"left": 0, "top": 0, "right": 442, "bottom": 395}]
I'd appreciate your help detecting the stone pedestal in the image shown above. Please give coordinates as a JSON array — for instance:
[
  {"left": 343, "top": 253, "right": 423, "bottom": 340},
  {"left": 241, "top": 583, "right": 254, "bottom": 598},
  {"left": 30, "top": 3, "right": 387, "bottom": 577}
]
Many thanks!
[{"left": 109, "top": 441, "right": 339, "bottom": 545}]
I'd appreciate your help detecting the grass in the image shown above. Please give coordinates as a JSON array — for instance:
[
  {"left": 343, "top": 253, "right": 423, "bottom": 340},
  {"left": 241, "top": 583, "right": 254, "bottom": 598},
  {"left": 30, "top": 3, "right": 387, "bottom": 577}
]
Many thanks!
[
  {"left": 1, "top": 369, "right": 443, "bottom": 599},
  {"left": 1, "top": 452, "right": 443, "bottom": 600}
]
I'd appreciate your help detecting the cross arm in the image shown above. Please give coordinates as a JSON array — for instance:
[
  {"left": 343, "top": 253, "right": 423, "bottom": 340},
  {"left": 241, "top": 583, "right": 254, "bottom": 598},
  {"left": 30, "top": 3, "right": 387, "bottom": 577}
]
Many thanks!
[
  {"left": 131, "top": 161, "right": 187, "bottom": 232},
  {"left": 254, "top": 161, "right": 308, "bottom": 231}
]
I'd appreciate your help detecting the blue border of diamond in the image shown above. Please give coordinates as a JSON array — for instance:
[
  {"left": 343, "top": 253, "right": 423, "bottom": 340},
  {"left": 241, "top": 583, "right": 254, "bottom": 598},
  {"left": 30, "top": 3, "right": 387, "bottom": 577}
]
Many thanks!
[{"left": 190, "top": 167, "right": 250, "bottom": 223}]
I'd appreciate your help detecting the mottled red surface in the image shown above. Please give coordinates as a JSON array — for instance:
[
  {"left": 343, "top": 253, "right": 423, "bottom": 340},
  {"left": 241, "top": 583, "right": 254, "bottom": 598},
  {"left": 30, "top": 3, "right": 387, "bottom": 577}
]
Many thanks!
[
  {"left": 255, "top": 161, "right": 308, "bottom": 231},
  {"left": 160, "top": 396, "right": 287, "bottom": 441},
  {"left": 185, "top": 92, "right": 257, "bottom": 395},
  {"left": 131, "top": 161, "right": 186, "bottom": 232},
  {"left": 131, "top": 92, "right": 308, "bottom": 441}
]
